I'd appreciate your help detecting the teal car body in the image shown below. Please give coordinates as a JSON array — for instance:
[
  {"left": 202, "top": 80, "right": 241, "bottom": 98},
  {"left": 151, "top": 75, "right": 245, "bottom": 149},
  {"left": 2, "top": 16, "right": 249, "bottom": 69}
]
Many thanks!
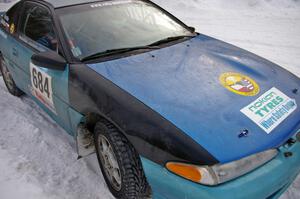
[{"left": 1, "top": 1, "right": 300, "bottom": 198}]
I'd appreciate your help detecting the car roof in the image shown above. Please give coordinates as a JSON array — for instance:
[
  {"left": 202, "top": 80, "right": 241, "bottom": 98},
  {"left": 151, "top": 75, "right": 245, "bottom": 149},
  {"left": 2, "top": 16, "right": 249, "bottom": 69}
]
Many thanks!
[{"left": 39, "top": 0, "right": 105, "bottom": 8}]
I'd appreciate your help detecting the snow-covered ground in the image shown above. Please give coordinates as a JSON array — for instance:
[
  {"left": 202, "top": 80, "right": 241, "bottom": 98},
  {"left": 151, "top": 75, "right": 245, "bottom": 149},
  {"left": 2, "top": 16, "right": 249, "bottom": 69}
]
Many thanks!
[{"left": 0, "top": 0, "right": 300, "bottom": 199}]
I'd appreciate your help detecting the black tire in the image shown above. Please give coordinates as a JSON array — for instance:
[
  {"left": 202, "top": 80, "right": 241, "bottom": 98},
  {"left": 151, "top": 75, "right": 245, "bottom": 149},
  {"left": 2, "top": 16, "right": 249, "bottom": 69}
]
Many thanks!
[
  {"left": 94, "top": 119, "right": 151, "bottom": 199},
  {"left": 0, "top": 56, "right": 23, "bottom": 97}
]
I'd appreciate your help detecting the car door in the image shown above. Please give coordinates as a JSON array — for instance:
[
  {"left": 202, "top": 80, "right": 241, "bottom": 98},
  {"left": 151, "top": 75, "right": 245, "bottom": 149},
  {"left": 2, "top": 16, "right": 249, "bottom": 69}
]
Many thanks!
[
  {"left": 0, "top": 2, "right": 24, "bottom": 90},
  {"left": 13, "top": 1, "right": 72, "bottom": 133}
]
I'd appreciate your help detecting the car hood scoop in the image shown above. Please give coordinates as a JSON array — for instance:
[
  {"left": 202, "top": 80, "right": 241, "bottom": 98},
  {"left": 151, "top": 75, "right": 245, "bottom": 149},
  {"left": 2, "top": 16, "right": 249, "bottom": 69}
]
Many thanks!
[{"left": 87, "top": 34, "right": 300, "bottom": 163}]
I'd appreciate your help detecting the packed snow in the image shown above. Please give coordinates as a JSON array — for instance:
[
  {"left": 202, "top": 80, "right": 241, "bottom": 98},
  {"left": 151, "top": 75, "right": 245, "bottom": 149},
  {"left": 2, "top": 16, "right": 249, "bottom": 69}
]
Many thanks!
[{"left": 0, "top": 0, "right": 300, "bottom": 198}]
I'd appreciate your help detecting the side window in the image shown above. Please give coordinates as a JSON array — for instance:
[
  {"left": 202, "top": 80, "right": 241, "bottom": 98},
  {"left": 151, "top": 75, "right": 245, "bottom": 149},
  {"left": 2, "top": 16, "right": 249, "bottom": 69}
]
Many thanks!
[
  {"left": 20, "top": 3, "right": 58, "bottom": 52},
  {"left": 0, "top": 2, "right": 20, "bottom": 34}
]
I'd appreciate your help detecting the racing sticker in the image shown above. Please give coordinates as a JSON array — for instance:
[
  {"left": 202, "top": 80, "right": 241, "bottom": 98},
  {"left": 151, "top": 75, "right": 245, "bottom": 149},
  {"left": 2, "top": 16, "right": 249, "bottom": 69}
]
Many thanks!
[
  {"left": 220, "top": 72, "right": 260, "bottom": 96},
  {"left": 241, "top": 87, "right": 297, "bottom": 134},
  {"left": 9, "top": 23, "right": 15, "bottom": 34},
  {"left": 30, "top": 62, "right": 56, "bottom": 114}
]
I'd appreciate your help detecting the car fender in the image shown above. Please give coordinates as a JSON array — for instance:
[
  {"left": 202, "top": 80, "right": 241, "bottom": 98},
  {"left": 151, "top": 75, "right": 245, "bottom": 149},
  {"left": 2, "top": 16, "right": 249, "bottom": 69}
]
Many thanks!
[{"left": 68, "top": 63, "right": 219, "bottom": 166}]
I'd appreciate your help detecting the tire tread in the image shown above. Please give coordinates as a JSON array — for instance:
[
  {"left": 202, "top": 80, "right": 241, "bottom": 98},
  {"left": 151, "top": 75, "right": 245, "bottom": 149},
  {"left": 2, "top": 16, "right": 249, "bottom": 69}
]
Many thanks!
[{"left": 94, "top": 119, "right": 150, "bottom": 199}]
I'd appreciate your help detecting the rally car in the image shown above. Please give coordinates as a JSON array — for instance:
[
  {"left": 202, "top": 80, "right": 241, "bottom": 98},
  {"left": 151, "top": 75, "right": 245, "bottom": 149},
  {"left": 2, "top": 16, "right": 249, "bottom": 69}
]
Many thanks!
[{"left": 1, "top": 0, "right": 300, "bottom": 198}]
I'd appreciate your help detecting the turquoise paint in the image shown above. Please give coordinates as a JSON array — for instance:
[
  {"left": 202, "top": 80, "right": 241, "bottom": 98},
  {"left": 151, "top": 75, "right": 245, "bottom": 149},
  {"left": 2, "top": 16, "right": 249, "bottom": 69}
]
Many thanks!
[
  {"left": 0, "top": 31, "right": 23, "bottom": 89},
  {"left": 141, "top": 140, "right": 300, "bottom": 199},
  {"left": 68, "top": 106, "right": 85, "bottom": 137},
  {"left": 0, "top": 29, "right": 83, "bottom": 137},
  {"left": 4, "top": 35, "right": 73, "bottom": 134},
  {"left": 2, "top": 34, "right": 83, "bottom": 137}
]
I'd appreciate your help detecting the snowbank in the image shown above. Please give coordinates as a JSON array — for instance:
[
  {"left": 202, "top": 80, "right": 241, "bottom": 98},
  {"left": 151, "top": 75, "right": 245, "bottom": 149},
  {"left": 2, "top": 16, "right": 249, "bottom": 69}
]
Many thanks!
[
  {"left": 153, "top": 0, "right": 300, "bottom": 77},
  {"left": 0, "top": 80, "right": 114, "bottom": 199},
  {"left": 0, "top": 1, "right": 15, "bottom": 11},
  {"left": 154, "top": 0, "right": 300, "bottom": 11}
]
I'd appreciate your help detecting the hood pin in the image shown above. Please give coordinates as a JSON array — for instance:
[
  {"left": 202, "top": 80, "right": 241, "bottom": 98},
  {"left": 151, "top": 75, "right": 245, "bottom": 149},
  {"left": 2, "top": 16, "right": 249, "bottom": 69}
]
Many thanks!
[
  {"left": 292, "top": 89, "right": 298, "bottom": 94},
  {"left": 238, "top": 129, "right": 249, "bottom": 138}
]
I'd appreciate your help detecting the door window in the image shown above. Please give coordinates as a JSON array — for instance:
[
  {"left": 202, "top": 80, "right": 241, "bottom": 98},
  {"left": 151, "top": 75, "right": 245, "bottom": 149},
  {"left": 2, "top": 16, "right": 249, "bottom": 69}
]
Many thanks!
[
  {"left": 20, "top": 3, "right": 58, "bottom": 52},
  {"left": 0, "top": 2, "right": 21, "bottom": 34}
]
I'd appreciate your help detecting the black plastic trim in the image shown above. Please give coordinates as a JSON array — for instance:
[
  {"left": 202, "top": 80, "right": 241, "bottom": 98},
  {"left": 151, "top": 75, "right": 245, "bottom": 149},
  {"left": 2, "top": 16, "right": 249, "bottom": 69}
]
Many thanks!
[{"left": 31, "top": 51, "right": 66, "bottom": 70}]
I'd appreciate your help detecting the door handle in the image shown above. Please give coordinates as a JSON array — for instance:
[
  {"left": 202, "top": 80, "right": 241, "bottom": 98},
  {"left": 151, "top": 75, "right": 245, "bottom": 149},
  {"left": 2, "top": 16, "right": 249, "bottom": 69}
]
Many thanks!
[{"left": 12, "top": 47, "right": 18, "bottom": 57}]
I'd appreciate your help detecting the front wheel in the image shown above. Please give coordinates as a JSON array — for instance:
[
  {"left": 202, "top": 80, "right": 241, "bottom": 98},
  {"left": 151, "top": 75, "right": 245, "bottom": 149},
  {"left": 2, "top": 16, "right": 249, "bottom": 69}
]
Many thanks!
[
  {"left": 94, "top": 119, "right": 150, "bottom": 199},
  {"left": 0, "top": 56, "right": 23, "bottom": 97}
]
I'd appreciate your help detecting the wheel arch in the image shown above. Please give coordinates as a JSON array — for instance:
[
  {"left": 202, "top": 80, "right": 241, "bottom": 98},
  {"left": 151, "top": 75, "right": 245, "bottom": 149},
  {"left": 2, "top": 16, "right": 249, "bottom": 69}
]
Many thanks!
[
  {"left": 75, "top": 111, "right": 135, "bottom": 159},
  {"left": 84, "top": 112, "right": 129, "bottom": 139}
]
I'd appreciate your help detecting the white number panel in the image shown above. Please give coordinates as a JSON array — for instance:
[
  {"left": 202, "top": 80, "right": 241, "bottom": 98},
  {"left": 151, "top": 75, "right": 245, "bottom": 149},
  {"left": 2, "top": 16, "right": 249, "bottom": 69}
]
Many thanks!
[{"left": 30, "top": 62, "right": 56, "bottom": 114}]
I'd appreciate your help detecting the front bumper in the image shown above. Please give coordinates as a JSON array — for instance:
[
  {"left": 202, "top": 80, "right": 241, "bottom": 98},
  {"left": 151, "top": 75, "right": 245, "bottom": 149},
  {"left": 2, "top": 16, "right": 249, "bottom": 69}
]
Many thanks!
[{"left": 141, "top": 140, "right": 300, "bottom": 199}]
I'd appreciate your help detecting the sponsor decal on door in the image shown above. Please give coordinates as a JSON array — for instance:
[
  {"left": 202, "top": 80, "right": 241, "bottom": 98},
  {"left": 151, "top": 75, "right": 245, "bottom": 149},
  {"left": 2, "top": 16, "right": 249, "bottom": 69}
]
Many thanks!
[{"left": 30, "top": 62, "right": 56, "bottom": 114}]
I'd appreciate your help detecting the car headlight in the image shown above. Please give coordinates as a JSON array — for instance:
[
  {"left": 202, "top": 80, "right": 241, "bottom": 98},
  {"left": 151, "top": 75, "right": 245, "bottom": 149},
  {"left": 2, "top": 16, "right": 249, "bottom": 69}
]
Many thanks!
[{"left": 166, "top": 149, "right": 278, "bottom": 185}]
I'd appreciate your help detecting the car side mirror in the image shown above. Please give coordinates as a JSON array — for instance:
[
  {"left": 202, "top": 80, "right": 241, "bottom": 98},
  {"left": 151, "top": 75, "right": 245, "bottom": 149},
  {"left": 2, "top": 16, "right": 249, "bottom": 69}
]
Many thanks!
[
  {"left": 189, "top": 26, "right": 196, "bottom": 33},
  {"left": 31, "top": 51, "right": 66, "bottom": 71}
]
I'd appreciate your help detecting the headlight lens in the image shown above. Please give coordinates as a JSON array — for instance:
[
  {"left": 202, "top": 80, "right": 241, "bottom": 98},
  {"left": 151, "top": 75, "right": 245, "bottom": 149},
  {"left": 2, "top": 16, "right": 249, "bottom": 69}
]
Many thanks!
[{"left": 166, "top": 149, "right": 278, "bottom": 185}]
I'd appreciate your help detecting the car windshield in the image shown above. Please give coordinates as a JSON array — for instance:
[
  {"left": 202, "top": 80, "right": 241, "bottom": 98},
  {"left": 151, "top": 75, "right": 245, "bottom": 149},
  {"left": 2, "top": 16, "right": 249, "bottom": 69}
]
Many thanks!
[{"left": 56, "top": 0, "right": 194, "bottom": 60}]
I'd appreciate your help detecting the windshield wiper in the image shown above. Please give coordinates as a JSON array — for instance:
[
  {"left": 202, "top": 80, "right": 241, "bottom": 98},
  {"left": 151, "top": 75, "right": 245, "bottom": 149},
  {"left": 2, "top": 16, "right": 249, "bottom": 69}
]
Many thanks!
[
  {"left": 81, "top": 36, "right": 195, "bottom": 61},
  {"left": 149, "top": 35, "right": 196, "bottom": 46},
  {"left": 81, "top": 46, "right": 159, "bottom": 61}
]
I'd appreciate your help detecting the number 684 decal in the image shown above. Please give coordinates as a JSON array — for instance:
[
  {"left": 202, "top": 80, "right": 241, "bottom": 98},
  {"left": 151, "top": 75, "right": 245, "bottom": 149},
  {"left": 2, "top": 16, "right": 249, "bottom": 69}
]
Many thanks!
[{"left": 30, "top": 62, "right": 56, "bottom": 114}]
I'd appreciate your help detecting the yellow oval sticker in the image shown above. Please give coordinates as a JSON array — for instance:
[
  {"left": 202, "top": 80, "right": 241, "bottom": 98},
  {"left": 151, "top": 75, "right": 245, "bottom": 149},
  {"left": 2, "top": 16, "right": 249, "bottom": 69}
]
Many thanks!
[
  {"left": 10, "top": 23, "right": 15, "bottom": 34},
  {"left": 220, "top": 72, "right": 260, "bottom": 96}
]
